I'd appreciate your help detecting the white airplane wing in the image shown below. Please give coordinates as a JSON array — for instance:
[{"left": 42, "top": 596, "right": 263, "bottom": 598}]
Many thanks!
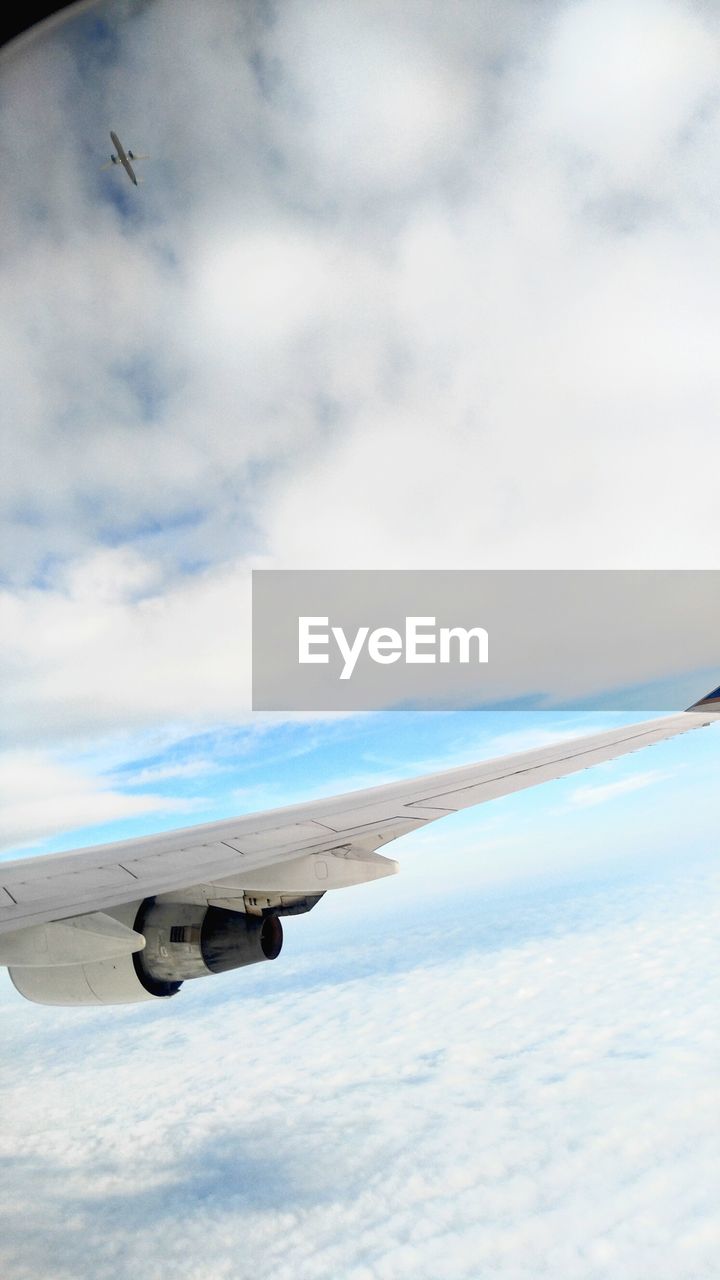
[{"left": 2, "top": 687, "right": 718, "bottom": 1005}]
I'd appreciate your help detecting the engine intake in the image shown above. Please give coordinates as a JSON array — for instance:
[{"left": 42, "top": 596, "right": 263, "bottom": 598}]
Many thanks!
[{"left": 133, "top": 900, "right": 283, "bottom": 996}]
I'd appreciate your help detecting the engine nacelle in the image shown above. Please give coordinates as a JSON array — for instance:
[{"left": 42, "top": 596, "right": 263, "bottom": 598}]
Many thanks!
[
  {"left": 111, "top": 154, "right": 118, "bottom": 163},
  {"left": 127, "top": 150, "right": 135, "bottom": 160},
  {"left": 10, "top": 951, "right": 160, "bottom": 1005},
  {"left": 133, "top": 900, "right": 283, "bottom": 995},
  {"left": 8, "top": 900, "right": 283, "bottom": 1006}
]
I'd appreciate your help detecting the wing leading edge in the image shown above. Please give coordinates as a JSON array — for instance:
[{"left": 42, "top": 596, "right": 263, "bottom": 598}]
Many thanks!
[{"left": 1, "top": 692, "right": 718, "bottom": 939}]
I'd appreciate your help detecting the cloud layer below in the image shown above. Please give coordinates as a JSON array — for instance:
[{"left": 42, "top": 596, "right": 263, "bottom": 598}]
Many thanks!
[{"left": 1, "top": 858, "right": 718, "bottom": 1279}]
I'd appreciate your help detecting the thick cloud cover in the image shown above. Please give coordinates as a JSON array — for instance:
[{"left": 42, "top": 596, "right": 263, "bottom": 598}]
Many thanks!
[
  {"left": 0, "top": 860, "right": 718, "bottom": 1280},
  {"left": 2, "top": 0, "right": 720, "bottom": 755}
]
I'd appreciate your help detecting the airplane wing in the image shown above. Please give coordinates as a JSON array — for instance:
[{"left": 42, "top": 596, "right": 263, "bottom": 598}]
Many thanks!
[{"left": 1, "top": 687, "right": 718, "bottom": 1005}]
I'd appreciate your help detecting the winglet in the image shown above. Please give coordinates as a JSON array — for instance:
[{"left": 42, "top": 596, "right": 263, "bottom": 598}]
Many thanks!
[{"left": 687, "top": 683, "right": 720, "bottom": 713}]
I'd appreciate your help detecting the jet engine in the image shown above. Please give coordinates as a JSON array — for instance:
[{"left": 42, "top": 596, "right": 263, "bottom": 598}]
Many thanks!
[
  {"left": 133, "top": 900, "right": 283, "bottom": 996},
  {"left": 8, "top": 900, "right": 283, "bottom": 1006},
  {"left": 127, "top": 150, "right": 135, "bottom": 159},
  {"left": 110, "top": 154, "right": 117, "bottom": 163}
]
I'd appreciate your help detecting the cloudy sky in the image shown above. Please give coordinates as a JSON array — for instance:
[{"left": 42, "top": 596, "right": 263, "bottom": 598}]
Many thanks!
[
  {"left": 1, "top": 0, "right": 719, "bottom": 846},
  {"left": 1, "top": 1, "right": 719, "bottom": 1276}
]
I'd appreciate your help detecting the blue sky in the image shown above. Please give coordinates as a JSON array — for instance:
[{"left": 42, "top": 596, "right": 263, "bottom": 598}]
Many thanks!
[{"left": 1, "top": 1, "right": 720, "bottom": 1276}]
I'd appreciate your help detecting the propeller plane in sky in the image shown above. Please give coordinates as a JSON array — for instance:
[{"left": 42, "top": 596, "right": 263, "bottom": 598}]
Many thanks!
[{"left": 101, "top": 130, "right": 147, "bottom": 186}]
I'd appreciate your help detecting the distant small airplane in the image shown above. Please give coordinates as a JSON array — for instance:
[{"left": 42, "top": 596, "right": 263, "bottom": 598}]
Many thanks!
[{"left": 101, "top": 130, "right": 147, "bottom": 186}]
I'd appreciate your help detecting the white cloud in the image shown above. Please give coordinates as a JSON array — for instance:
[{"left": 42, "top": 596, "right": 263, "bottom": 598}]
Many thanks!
[
  {"left": 536, "top": 0, "right": 718, "bottom": 183},
  {"left": 0, "top": 863, "right": 717, "bottom": 1279},
  {"left": 0, "top": 747, "right": 202, "bottom": 852},
  {"left": 564, "top": 767, "right": 670, "bottom": 809},
  {"left": 116, "top": 757, "right": 220, "bottom": 786},
  {"left": 0, "top": 548, "right": 254, "bottom": 743},
  {"left": 265, "top": 0, "right": 484, "bottom": 194}
]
